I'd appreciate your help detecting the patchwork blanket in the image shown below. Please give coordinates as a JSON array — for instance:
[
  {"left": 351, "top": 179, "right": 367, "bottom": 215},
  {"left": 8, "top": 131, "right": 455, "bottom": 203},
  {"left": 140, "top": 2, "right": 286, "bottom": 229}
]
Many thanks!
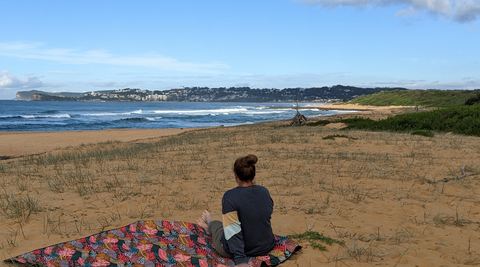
[{"left": 5, "top": 220, "right": 301, "bottom": 267}]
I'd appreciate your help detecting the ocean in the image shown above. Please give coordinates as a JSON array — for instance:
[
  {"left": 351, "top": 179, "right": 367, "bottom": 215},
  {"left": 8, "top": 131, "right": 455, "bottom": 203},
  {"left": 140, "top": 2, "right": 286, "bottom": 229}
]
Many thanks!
[{"left": 0, "top": 100, "right": 356, "bottom": 132}]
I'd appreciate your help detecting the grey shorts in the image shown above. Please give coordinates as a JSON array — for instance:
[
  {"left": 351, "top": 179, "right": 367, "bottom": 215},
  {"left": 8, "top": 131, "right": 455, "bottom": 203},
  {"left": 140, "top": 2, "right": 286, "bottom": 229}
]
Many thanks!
[{"left": 208, "top": 220, "right": 231, "bottom": 258}]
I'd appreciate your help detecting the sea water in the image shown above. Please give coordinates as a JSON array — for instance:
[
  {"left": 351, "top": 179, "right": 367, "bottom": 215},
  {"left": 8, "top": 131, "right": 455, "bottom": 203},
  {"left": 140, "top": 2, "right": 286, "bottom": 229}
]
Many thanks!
[{"left": 0, "top": 100, "right": 356, "bottom": 132}]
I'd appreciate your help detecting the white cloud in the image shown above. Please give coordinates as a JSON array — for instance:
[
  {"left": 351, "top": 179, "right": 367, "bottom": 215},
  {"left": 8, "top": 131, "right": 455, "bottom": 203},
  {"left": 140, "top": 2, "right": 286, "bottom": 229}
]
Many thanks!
[
  {"left": 46, "top": 71, "right": 88, "bottom": 75},
  {"left": 455, "top": 0, "right": 480, "bottom": 22},
  {"left": 91, "top": 81, "right": 141, "bottom": 88},
  {"left": 294, "top": 0, "right": 480, "bottom": 22},
  {"left": 0, "top": 71, "right": 48, "bottom": 99},
  {"left": 138, "top": 73, "right": 480, "bottom": 90},
  {"left": 367, "top": 77, "right": 480, "bottom": 88},
  {"left": 395, "top": 7, "right": 421, "bottom": 16},
  {"left": 0, "top": 42, "right": 228, "bottom": 74},
  {"left": 0, "top": 71, "right": 45, "bottom": 89}
]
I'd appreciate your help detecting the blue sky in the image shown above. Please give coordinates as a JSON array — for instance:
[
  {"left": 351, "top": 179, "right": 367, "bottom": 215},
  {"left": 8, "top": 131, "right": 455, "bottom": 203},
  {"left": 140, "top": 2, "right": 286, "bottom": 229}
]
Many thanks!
[{"left": 0, "top": 0, "right": 479, "bottom": 99}]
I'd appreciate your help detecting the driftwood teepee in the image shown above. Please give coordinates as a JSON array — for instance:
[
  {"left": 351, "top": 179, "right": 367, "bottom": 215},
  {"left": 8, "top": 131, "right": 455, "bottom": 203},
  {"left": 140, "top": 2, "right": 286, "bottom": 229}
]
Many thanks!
[
  {"left": 290, "top": 110, "right": 307, "bottom": 126},
  {"left": 289, "top": 99, "right": 307, "bottom": 126}
]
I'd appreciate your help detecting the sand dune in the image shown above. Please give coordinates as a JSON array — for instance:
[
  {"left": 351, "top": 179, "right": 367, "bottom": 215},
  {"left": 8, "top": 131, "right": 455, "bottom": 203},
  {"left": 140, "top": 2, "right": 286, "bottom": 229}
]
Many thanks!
[{"left": 1, "top": 105, "right": 479, "bottom": 266}]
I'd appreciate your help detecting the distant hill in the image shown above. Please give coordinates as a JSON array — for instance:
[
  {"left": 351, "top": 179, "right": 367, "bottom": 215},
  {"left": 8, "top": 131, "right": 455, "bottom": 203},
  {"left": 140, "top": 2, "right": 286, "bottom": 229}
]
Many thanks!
[
  {"left": 16, "top": 90, "right": 85, "bottom": 101},
  {"left": 347, "top": 89, "right": 480, "bottom": 107},
  {"left": 15, "top": 86, "right": 406, "bottom": 102}
]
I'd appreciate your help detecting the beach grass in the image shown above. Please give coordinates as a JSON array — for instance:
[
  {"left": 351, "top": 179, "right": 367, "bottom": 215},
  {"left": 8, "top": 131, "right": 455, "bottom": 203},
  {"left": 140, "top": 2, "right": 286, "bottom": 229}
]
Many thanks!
[{"left": 1, "top": 119, "right": 480, "bottom": 266}]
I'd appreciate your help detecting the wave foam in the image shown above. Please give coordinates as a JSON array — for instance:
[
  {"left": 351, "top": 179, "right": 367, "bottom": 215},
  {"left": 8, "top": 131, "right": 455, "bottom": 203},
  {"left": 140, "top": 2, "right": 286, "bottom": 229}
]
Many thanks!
[
  {"left": 21, "top": 114, "right": 71, "bottom": 119},
  {"left": 154, "top": 108, "right": 248, "bottom": 115}
]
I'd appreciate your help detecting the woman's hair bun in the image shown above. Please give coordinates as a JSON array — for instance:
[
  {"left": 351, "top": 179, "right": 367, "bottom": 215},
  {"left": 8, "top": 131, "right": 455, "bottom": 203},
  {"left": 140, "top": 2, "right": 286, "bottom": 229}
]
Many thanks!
[
  {"left": 245, "top": 154, "right": 258, "bottom": 166},
  {"left": 234, "top": 154, "right": 258, "bottom": 182}
]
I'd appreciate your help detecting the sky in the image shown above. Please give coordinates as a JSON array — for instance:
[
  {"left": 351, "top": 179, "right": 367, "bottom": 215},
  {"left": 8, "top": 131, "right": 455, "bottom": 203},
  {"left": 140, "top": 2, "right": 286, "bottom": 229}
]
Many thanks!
[{"left": 0, "top": 0, "right": 479, "bottom": 99}]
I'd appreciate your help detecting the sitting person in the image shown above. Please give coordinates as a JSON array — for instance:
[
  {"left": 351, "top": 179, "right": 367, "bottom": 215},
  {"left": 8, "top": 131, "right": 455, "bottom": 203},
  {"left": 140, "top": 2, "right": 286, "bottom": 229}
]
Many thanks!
[{"left": 196, "top": 154, "right": 275, "bottom": 267}]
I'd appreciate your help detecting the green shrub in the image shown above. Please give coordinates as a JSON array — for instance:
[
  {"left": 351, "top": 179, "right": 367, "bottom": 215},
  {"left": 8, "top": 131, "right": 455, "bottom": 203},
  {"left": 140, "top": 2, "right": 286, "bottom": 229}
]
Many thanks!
[
  {"left": 307, "top": 120, "right": 332, "bottom": 126},
  {"left": 465, "top": 94, "right": 480, "bottom": 105},
  {"left": 288, "top": 230, "right": 344, "bottom": 251},
  {"left": 411, "top": 130, "right": 434, "bottom": 137},
  {"left": 341, "top": 104, "right": 480, "bottom": 137},
  {"left": 349, "top": 89, "right": 480, "bottom": 107},
  {"left": 322, "top": 134, "right": 358, "bottom": 140}
]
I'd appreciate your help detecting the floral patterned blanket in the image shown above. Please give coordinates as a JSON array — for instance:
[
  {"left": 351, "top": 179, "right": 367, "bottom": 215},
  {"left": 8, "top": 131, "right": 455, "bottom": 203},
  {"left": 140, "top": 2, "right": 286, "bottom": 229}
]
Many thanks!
[{"left": 5, "top": 220, "right": 301, "bottom": 267}]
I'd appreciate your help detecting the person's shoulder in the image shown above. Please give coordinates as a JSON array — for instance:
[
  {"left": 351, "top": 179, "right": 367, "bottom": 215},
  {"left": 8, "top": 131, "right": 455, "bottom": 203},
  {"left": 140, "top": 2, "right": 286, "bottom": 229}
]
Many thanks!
[
  {"left": 253, "top": 185, "right": 271, "bottom": 193},
  {"left": 223, "top": 187, "right": 238, "bottom": 198}
]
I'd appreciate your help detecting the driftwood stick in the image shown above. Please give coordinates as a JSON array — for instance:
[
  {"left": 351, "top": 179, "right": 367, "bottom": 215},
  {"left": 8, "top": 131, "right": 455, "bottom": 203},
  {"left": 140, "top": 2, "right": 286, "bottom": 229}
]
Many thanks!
[{"left": 426, "top": 166, "right": 480, "bottom": 184}]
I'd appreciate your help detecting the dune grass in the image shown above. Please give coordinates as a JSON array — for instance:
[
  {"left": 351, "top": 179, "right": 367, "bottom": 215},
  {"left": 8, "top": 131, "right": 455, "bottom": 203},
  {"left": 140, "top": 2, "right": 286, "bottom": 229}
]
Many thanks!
[
  {"left": 339, "top": 104, "right": 480, "bottom": 136},
  {"left": 1, "top": 122, "right": 480, "bottom": 265}
]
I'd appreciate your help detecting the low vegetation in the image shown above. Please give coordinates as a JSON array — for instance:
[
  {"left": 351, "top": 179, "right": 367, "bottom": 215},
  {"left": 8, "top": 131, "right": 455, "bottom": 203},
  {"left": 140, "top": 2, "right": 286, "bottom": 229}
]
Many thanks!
[
  {"left": 339, "top": 104, "right": 480, "bottom": 136},
  {"left": 288, "top": 230, "right": 344, "bottom": 251},
  {"left": 322, "top": 134, "right": 358, "bottom": 140},
  {"left": 348, "top": 89, "right": 480, "bottom": 107},
  {"left": 307, "top": 120, "right": 332, "bottom": 127},
  {"left": 411, "top": 130, "right": 434, "bottom": 137}
]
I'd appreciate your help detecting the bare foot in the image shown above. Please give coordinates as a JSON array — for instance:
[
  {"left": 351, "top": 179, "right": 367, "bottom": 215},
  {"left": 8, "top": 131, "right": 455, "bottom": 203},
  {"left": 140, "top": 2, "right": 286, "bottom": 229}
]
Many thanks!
[
  {"left": 196, "top": 210, "right": 212, "bottom": 234},
  {"left": 196, "top": 217, "right": 210, "bottom": 234},
  {"left": 202, "top": 210, "right": 213, "bottom": 224}
]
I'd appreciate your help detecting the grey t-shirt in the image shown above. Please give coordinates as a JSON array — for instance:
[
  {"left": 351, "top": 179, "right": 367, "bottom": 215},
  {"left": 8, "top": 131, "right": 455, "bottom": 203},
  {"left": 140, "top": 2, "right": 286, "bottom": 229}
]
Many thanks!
[{"left": 221, "top": 185, "right": 276, "bottom": 265}]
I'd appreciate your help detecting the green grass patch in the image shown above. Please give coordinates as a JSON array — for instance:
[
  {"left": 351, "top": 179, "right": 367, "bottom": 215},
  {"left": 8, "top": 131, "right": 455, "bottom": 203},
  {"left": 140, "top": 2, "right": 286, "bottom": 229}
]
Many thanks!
[
  {"left": 288, "top": 230, "right": 344, "bottom": 251},
  {"left": 341, "top": 104, "right": 480, "bottom": 136},
  {"left": 348, "top": 89, "right": 480, "bottom": 107},
  {"left": 411, "top": 130, "right": 434, "bottom": 137},
  {"left": 307, "top": 120, "right": 332, "bottom": 126},
  {"left": 0, "top": 161, "right": 7, "bottom": 173},
  {"left": 465, "top": 93, "right": 480, "bottom": 105},
  {"left": 0, "top": 193, "right": 43, "bottom": 222},
  {"left": 322, "top": 134, "right": 358, "bottom": 140}
]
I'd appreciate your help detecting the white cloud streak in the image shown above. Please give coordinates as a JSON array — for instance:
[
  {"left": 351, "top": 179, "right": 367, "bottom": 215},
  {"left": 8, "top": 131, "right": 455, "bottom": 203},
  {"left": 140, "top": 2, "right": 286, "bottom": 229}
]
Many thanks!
[
  {"left": 91, "top": 81, "right": 142, "bottom": 88},
  {"left": 0, "top": 71, "right": 45, "bottom": 89},
  {"left": 131, "top": 73, "right": 480, "bottom": 90},
  {"left": 0, "top": 70, "right": 48, "bottom": 99},
  {"left": 363, "top": 77, "right": 480, "bottom": 88},
  {"left": 0, "top": 42, "right": 229, "bottom": 74},
  {"left": 294, "top": 0, "right": 480, "bottom": 22}
]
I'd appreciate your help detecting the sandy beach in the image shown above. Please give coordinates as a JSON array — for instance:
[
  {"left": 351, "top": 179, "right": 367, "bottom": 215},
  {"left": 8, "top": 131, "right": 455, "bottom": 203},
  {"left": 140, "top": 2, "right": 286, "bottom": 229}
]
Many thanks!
[
  {"left": 0, "top": 128, "right": 198, "bottom": 159},
  {"left": 1, "top": 104, "right": 479, "bottom": 266}
]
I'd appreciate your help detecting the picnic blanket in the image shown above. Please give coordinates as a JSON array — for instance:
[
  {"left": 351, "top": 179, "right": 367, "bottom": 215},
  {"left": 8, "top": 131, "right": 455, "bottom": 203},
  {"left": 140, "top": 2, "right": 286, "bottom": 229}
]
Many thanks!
[{"left": 5, "top": 220, "right": 301, "bottom": 267}]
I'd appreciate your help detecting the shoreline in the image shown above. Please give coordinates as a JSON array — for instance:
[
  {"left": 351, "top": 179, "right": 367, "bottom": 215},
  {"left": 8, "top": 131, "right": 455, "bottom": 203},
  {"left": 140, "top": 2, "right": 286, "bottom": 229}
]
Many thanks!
[
  {"left": 0, "top": 104, "right": 416, "bottom": 159},
  {"left": 271, "top": 103, "right": 420, "bottom": 115}
]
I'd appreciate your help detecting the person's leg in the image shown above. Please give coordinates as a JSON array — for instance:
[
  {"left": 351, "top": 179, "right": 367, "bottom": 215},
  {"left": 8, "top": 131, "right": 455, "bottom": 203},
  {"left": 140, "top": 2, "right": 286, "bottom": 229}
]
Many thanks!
[
  {"left": 196, "top": 210, "right": 230, "bottom": 258},
  {"left": 208, "top": 220, "right": 230, "bottom": 258}
]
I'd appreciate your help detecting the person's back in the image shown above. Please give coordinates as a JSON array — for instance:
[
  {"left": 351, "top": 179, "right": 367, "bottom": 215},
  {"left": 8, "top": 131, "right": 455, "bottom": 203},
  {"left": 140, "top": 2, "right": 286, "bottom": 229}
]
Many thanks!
[
  {"left": 221, "top": 185, "right": 275, "bottom": 258},
  {"left": 196, "top": 154, "right": 275, "bottom": 266}
]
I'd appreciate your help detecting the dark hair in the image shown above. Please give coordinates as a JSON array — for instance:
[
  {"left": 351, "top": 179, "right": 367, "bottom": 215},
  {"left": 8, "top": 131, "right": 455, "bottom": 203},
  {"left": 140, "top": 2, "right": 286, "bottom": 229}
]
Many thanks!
[{"left": 234, "top": 154, "right": 258, "bottom": 182}]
